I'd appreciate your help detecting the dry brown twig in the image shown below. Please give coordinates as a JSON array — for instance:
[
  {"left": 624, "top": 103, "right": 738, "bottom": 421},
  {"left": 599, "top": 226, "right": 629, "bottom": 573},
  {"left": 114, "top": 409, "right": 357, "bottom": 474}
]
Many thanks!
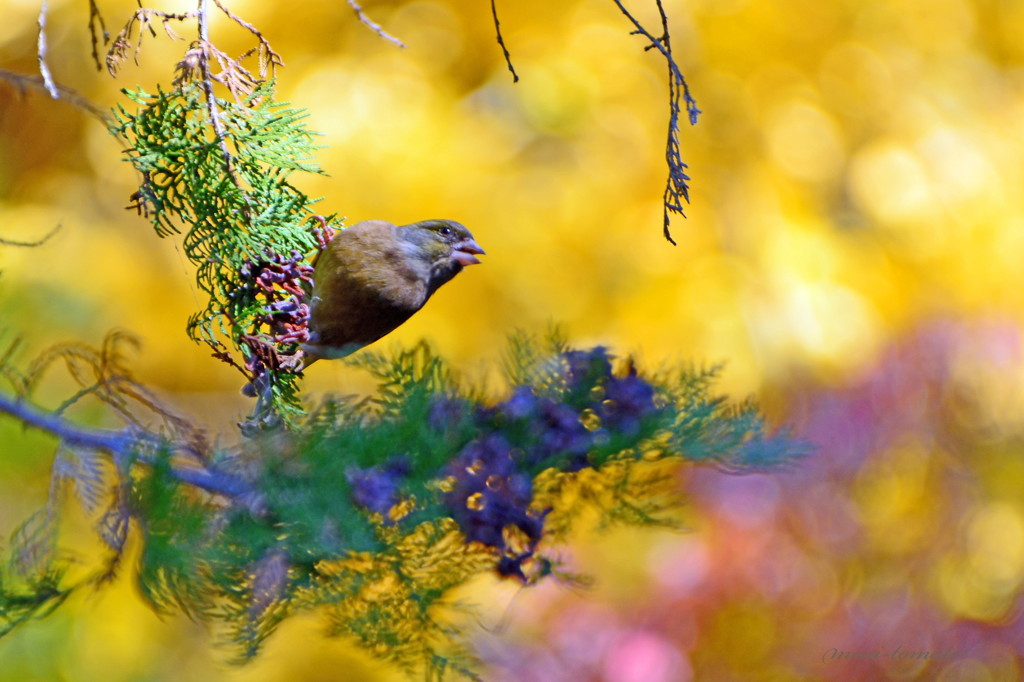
[
  {"left": 105, "top": 8, "right": 197, "bottom": 76},
  {"left": 195, "top": 0, "right": 243, "bottom": 190},
  {"left": 212, "top": 0, "right": 285, "bottom": 77},
  {"left": 92, "top": 0, "right": 286, "bottom": 190},
  {"left": 610, "top": 0, "right": 700, "bottom": 244},
  {"left": 92, "top": 0, "right": 282, "bottom": 96},
  {"left": 87, "top": 0, "right": 109, "bottom": 71}
]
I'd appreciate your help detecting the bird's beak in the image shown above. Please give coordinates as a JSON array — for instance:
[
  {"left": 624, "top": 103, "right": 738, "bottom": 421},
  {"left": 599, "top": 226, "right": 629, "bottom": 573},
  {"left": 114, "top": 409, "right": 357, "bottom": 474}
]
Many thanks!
[{"left": 452, "top": 239, "right": 486, "bottom": 267}]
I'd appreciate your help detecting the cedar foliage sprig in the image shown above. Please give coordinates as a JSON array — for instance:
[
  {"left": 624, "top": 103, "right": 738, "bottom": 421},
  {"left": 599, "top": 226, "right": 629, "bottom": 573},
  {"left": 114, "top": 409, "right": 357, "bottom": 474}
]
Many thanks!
[
  {"left": 87, "top": 0, "right": 326, "bottom": 424},
  {"left": 110, "top": 82, "right": 333, "bottom": 421}
]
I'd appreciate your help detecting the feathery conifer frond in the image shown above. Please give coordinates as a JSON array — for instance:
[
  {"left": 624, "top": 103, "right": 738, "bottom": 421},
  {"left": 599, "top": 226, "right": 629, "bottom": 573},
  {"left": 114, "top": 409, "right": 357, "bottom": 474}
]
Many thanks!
[{"left": 110, "top": 81, "right": 339, "bottom": 419}]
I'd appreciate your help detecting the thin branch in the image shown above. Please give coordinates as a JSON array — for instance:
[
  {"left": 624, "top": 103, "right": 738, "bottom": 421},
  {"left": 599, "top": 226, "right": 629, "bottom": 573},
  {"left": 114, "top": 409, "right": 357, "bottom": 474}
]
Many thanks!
[
  {"left": 0, "top": 223, "right": 62, "bottom": 248},
  {"left": 167, "top": 462, "right": 254, "bottom": 498},
  {"left": 611, "top": 0, "right": 698, "bottom": 122},
  {"left": 107, "top": 9, "right": 197, "bottom": 76},
  {"left": 0, "top": 391, "right": 133, "bottom": 453},
  {"left": 0, "top": 70, "right": 109, "bottom": 122},
  {"left": 196, "top": 0, "right": 243, "bottom": 190},
  {"left": 0, "top": 392, "right": 253, "bottom": 499},
  {"left": 610, "top": 0, "right": 700, "bottom": 244},
  {"left": 347, "top": 0, "right": 406, "bottom": 48},
  {"left": 212, "top": 0, "right": 285, "bottom": 76},
  {"left": 490, "top": 0, "right": 519, "bottom": 83},
  {"left": 36, "top": 0, "right": 59, "bottom": 99},
  {"left": 0, "top": 337, "right": 23, "bottom": 373},
  {"left": 87, "top": 0, "right": 110, "bottom": 71}
]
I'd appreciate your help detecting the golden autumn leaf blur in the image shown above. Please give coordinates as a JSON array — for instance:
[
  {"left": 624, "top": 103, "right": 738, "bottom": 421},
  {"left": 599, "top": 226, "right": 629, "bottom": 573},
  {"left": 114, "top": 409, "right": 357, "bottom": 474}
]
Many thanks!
[{"left": 2, "top": 0, "right": 1024, "bottom": 680}]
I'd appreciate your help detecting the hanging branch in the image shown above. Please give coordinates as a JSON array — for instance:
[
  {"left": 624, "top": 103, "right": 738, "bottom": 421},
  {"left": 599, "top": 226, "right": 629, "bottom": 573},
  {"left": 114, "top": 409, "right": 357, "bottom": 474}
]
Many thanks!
[
  {"left": 98, "top": 0, "right": 321, "bottom": 421},
  {"left": 490, "top": 0, "right": 519, "bottom": 83},
  {"left": 611, "top": 0, "right": 700, "bottom": 244},
  {"left": 488, "top": 0, "right": 699, "bottom": 243}
]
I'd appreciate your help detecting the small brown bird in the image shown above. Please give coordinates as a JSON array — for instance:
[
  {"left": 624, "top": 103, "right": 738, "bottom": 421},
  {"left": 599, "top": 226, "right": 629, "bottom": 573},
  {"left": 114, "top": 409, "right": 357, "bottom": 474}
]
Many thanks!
[{"left": 303, "top": 219, "right": 485, "bottom": 365}]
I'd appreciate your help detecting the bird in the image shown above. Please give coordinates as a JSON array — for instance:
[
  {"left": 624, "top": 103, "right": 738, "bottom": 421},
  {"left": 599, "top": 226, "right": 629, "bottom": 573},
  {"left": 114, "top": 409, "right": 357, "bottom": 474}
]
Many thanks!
[{"left": 302, "top": 219, "right": 485, "bottom": 366}]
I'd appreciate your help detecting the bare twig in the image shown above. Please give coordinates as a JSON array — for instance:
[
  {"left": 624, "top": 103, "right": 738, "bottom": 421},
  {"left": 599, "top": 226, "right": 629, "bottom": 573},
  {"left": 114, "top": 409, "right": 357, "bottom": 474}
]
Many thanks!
[
  {"left": 196, "top": 0, "right": 243, "bottom": 189},
  {"left": 200, "top": 43, "right": 259, "bottom": 99},
  {"left": 1, "top": 391, "right": 136, "bottom": 454},
  {"left": 611, "top": 0, "right": 699, "bottom": 121},
  {"left": 101, "top": 0, "right": 279, "bottom": 91},
  {"left": 490, "top": 0, "right": 519, "bottom": 83},
  {"left": 0, "top": 70, "right": 108, "bottom": 121},
  {"left": 212, "top": 0, "right": 285, "bottom": 76},
  {"left": 87, "top": 0, "right": 110, "bottom": 71},
  {"left": 0, "top": 391, "right": 252, "bottom": 498},
  {"left": 0, "top": 223, "right": 62, "bottom": 248},
  {"left": 347, "top": 0, "right": 406, "bottom": 48},
  {"left": 36, "top": 0, "right": 59, "bottom": 99},
  {"left": 611, "top": 0, "right": 700, "bottom": 244},
  {"left": 106, "top": 8, "right": 197, "bottom": 76}
]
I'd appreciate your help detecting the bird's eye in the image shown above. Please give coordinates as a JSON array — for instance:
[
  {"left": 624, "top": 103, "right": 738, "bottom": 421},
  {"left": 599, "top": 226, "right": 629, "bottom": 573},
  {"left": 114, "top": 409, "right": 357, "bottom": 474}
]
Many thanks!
[{"left": 438, "top": 225, "right": 453, "bottom": 237}]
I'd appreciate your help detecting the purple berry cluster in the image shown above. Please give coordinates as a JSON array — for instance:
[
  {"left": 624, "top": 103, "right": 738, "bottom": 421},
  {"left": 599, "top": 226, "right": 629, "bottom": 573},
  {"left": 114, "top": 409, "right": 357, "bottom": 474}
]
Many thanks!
[
  {"left": 597, "top": 368, "right": 659, "bottom": 437},
  {"left": 346, "top": 456, "right": 412, "bottom": 517},
  {"left": 497, "top": 386, "right": 593, "bottom": 472},
  {"left": 436, "top": 346, "right": 662, "bottom": 580},
  {"left": 442, "top": 433, "right": 546, "bottom": 580}
]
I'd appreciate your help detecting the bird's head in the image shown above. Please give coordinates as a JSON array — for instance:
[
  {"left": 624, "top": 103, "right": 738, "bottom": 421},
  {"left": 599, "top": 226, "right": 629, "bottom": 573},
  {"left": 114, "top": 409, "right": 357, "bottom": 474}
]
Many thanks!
[{"left": 397, "top": 219, "right": 485, "bottom": 294}]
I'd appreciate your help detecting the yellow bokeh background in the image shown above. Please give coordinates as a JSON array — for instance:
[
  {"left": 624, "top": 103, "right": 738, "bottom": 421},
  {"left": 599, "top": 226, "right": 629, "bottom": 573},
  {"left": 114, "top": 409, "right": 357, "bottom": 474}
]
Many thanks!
[{"left": 2, "top": 0, "right": 1024, "bottom": 679}]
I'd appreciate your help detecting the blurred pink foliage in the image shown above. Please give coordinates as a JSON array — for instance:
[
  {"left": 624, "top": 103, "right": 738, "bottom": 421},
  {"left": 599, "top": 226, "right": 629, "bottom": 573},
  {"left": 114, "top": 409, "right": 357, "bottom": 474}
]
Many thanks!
[{"left": 479, "top": 317, "right": 1024, "bottom": 681}]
